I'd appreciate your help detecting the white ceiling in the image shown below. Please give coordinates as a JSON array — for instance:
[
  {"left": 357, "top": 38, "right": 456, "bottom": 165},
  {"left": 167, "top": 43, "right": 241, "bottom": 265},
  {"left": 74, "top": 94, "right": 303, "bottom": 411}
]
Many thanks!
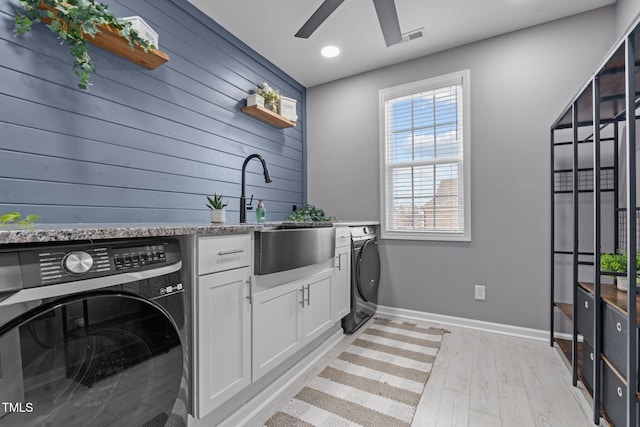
[{"left": 187, "top": 0, "right": 616, "bottom": 88}]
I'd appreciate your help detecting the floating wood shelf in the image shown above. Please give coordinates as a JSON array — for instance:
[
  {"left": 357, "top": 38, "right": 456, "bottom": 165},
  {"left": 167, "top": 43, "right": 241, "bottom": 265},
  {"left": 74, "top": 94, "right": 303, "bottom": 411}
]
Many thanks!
[
  {"left": 39, "top": 4, "right": 169, "bottom": 70},
  {"left": 82, "top": 24, "right": 169, "bottom": 69},
  {"left": 242, "top": 105, "right": 296, "bottom": 129}
]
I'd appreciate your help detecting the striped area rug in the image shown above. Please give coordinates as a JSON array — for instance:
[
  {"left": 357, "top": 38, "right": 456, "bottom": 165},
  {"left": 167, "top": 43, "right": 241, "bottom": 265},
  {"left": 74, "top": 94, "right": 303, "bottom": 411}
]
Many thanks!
[{"left": 264, "top": 317, "right": 448, "bottom": 427}]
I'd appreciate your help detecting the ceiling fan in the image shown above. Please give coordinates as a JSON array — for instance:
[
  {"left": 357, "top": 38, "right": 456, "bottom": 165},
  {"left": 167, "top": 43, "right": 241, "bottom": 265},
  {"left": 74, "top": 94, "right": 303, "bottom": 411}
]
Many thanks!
[{"left": 295, "top": 0, "right": 402, "bottom": 47}]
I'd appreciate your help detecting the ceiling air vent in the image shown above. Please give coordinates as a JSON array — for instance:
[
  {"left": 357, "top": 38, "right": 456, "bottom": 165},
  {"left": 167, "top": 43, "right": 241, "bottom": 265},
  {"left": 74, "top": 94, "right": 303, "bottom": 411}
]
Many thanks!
[{"left": 400, "top": 28, "right": 424, "bottom": 44}]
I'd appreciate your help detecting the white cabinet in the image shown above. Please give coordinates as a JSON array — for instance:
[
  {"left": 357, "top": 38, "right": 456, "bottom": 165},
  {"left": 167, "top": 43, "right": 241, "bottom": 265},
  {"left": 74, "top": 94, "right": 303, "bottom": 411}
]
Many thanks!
[
  {"left": 302, "top": 271, "right": 333, "bottom": 343},
  {"left": 252, "top": 280, "right": 303, "bottom": 381},
  {"left": 194, "top": 234, "right": 252, "bottom": 419},
  {"left": 332, "top": 227, "right": 351, "bottom": 321},
  {"left": 197, "top": 234, "right": 252, "bottom": 275},
  {"left": 252, "top": 268, "right": 334, "bottom": 381}
]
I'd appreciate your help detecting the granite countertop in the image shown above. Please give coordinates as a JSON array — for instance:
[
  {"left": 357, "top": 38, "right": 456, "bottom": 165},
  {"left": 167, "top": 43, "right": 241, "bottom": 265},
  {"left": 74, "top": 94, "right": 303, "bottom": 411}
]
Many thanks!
[{"left": 0, "top": 221, "right": 336, "bottom": 245}]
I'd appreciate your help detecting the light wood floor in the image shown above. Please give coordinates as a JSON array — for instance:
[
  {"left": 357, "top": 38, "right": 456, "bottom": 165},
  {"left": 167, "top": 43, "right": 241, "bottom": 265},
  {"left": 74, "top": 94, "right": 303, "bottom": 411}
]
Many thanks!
[{"left": 249, "top": 316, "right": 597, "bottom": 427}]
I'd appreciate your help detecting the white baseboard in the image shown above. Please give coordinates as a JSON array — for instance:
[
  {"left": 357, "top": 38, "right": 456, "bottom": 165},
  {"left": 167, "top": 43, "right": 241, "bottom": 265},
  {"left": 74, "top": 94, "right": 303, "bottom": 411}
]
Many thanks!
[
  {"left": 376, "top": 305, "right": 559, "bottom": 342},
  {"left": 217, "top": 329, "right": 345, "bottom": 427}
]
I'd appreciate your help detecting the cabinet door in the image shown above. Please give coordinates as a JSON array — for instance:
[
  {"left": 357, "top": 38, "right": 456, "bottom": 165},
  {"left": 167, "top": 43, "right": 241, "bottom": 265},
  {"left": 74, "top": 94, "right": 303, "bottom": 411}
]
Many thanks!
[
  {"left": 196, "top": 267, "right": 251, "bottom": 419},
  {"left": 302, "top": 270, "right": 334, "bottom": 345},
  {"left": 332, "top": 246, "right": 351, "bottom": 321},
  {"left": 252, "top": 281, "right": 303, "bottom": 381}
]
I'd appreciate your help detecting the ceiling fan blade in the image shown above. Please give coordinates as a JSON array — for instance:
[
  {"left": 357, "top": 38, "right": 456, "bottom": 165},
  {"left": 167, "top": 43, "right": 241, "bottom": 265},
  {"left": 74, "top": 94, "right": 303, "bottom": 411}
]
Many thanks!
[
  {"left": 295, "top": 0, "right": 345, "bottom": 39},
  {"left": 373, "top": 0, "right": 402, "bottom": 47}
]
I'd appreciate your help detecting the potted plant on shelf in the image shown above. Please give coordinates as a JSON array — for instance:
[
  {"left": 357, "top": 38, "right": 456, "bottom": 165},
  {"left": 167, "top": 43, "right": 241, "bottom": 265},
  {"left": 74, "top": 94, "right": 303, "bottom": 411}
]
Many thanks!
[
  {"left": 257, "top": 82, "right": 280, "bottom": 113},
  {"left": 206, "top": 194, "right": 227, "bottom": 223},
  {"left": 600, "top": 250, "right": 640, "bottom": 291},
  {"left": 14, "top": 0, "right": 158, "bottom": 89}
]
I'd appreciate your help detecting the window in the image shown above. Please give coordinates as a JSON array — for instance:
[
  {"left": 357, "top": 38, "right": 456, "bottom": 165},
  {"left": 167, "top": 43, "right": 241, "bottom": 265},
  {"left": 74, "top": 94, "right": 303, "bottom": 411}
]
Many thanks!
[{"left": 379, "top": 70, "right": 471, "bottom": 241}]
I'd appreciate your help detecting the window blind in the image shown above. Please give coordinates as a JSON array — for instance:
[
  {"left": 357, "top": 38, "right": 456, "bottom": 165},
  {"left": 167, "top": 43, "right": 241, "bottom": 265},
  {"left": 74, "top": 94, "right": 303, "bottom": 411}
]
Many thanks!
[{"left": 381, "top": 73, "right": 468, "bottom": 238}]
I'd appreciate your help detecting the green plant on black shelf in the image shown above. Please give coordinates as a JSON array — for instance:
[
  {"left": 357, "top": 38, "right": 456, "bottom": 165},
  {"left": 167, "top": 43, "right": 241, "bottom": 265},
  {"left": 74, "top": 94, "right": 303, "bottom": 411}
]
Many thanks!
[
  {"left": 0, "top": 211, "right": 40, "bottom": 228},
  {"left": 600, "top": 249, "right": 640, "bottom": 274},
  {"left": 14, "top": 0, "right": 157, "bottom": 90},
  {"left": 206, "top": 194, "right": 227, "bottom": 210}
]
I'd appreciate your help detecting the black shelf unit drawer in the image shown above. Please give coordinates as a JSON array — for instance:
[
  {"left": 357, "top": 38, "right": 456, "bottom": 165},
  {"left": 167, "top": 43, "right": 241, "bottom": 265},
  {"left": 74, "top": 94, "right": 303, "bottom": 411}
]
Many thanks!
[
  {"left": 577, "top": 286, "right": 595, "bottom": 346},
  {"left": 581, "top": 340, "right": 595, "bottom": 393},
  {"left": 602, "top": 362, "right": 638, "bottom": 427},
  {"left": 603, "top": 304, "right": 628, "bottom": 377}
]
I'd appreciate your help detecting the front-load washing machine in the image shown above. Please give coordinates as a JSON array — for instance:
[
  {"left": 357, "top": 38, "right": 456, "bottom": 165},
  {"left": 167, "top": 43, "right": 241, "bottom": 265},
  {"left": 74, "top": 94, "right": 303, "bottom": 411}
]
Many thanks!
[
  {"left": 342, "top": 225, "right": 380, "bottom": 334},
  {"left": 0, "top": 238, "right": 189, "bottom": 426}
]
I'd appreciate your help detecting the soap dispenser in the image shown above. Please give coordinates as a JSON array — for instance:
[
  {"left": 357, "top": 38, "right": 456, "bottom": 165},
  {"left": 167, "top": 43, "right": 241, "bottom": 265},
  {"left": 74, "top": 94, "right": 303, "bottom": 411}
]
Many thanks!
[{"left": 256, "top": 199, "right": 266, "bottom": 223}]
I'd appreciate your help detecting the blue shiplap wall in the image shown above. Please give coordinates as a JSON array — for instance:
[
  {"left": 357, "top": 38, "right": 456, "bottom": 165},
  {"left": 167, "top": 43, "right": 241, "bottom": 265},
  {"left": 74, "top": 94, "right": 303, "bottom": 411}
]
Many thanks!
[{"left": 0, "top": 0, "right": 305, "bottom": 223}]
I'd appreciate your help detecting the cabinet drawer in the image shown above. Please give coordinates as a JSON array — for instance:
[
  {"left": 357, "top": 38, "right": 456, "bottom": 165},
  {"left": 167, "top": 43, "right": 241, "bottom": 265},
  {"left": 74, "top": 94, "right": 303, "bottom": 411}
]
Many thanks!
[
  {"left": 603, "top": 304, "right": 628, "bottom": 377},
  {"left": 576, "top": 287, "right": 594, "bottom": 346},
  {"left": 580, "top": 340, "right": 595, "bottom": 393},
  {"left": 198, "top": 234, "right": 251, "bottom": 275},
  {"left": 335, "top": 227, "right": 351, "bottom": 248},
  {"left": 602, "top": 362, "right": 638, "bottom": 427}
]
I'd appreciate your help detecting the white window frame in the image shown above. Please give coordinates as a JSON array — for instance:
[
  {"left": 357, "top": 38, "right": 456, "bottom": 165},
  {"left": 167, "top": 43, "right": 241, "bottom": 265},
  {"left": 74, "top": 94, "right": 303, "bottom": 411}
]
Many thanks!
[{"left": 379, "top": 69, "right": 471, "bottom": 241}]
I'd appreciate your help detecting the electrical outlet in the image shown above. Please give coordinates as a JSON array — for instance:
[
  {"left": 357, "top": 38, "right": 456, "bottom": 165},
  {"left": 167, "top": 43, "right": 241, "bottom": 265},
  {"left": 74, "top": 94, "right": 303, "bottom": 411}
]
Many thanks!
[{"left": 475, "top": 284, "right": 486, "bottom": 301}]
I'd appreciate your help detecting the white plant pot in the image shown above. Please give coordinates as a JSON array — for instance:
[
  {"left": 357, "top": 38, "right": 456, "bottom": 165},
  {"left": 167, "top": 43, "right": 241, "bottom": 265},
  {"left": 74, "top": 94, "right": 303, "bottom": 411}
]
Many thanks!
[
  {"left": 615, "top": 276, "right": 640, "bottom": 292},
  {"left": 247, "top": 94, "right": 264, "bottom": 108},
  {"left": 210, "top": 209, "right": 225, "bottom": 224}
]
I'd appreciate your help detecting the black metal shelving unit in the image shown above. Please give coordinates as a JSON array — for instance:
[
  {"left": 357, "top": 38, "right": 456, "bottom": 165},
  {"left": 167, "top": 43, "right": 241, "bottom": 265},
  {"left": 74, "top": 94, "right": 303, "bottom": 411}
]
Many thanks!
[{"left": 550, "top": 16, "right": 640, "bottom": 427}]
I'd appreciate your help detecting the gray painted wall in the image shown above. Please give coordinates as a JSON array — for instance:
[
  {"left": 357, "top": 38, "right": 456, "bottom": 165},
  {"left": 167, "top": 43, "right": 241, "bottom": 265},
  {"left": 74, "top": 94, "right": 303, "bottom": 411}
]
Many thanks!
[
  {"left": 307, "top": 6, "right": 618, "bottom": 330},
  {"left": 615, "top": 0, "right": 640, "bottom": 36},
  {"left": 0, "top": 0, "right": 305, "bottom": 224}
]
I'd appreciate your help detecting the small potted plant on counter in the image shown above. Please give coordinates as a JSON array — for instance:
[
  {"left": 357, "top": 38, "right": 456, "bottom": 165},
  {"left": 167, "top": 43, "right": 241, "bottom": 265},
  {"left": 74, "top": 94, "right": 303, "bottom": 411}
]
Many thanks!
[
  {"left": 600, "top": 250, "right": 640, "bottom": 291},
  {"left": 206, "top": 194, "right": 227, "bottom": 224}
]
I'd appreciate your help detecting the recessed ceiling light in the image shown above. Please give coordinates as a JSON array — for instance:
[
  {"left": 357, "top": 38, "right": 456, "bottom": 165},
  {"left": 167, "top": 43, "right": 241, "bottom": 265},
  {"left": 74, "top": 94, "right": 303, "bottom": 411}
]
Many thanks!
[{"left": 321, "top": 46, "right": 340, "bottom": 58}]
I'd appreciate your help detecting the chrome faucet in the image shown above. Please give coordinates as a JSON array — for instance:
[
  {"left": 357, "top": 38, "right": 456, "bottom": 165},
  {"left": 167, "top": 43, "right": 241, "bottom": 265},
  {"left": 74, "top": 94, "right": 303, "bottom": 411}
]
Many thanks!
[{"left": 240, "top": 154, "right": 272, "bottom": 223}]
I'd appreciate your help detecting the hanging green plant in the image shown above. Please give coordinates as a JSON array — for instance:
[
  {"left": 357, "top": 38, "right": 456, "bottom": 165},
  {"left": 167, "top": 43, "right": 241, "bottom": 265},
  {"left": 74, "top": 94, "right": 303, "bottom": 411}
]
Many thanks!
[
  {"left": 0, "top": 211, "right": 41, "bottom": 228},
  {"left": 14, "top": 0, "right": 157, "bottom": 89}
]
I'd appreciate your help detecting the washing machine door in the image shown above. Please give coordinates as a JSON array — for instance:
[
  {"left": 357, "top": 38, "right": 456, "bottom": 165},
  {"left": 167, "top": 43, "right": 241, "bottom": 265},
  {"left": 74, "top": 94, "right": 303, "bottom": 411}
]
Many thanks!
[
  {"left": 356, "top": 240, "right": 380, "bottom": 304},
  {"left": 0, "top": 291, "right": 185, "bottom": 427}
]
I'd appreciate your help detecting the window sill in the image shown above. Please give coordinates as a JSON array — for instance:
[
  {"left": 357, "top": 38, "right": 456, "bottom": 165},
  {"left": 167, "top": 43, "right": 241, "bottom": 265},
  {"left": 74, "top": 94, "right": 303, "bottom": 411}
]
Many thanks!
[{"left": 380, "top": 230, "right": 471, "bottom": 242}]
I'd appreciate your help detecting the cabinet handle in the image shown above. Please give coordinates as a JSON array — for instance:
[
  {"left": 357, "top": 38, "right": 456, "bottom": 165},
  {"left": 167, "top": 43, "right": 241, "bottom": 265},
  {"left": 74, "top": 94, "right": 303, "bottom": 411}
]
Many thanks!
[
  {"left": 584, "top": 301, "right": 589, "bottom": 309},
  {"left": 617, "top": 387, "right": 623, "bottom": 397},
  {"left": 246, "top": 279, "right": 252, "bottom": 305},
  {"left": 306, "top": 284, "right": 311, "bottom": 305},
  {"left": 616, "top": 322, "right": 622, "bottom": 332},
  {"left": 590, "top": 352, "right": 594, "bottom": 361},
  {"left": 336, "top": 255, "right": 342, "bottom": 271},
  {"left": 340, "top": 235, "right": 350, "bottom": 239},
  {"left": 300, "top": 287, "right": 305, "bottom": 307},
  {"left": 218, "top": 249, "right": 244, "bottom": 256}
]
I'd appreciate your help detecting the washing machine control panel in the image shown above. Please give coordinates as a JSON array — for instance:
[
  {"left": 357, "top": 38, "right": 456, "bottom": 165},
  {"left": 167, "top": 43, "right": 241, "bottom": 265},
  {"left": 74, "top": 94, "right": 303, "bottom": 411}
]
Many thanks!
[
  {"left": 62, "top": 251, "right": 94, "bottom": 275},
  {"left": 37, "top": 246, "right": 111, "bottom": 283},
  {"left": 112, "top": 244, "right": 166, "bottom": 271},
  {"left": 20, "top": 240, "right": 177, "bottom": 287},
  {"left": 350, "top": 225, "right": 377, "bottom": 241}
]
